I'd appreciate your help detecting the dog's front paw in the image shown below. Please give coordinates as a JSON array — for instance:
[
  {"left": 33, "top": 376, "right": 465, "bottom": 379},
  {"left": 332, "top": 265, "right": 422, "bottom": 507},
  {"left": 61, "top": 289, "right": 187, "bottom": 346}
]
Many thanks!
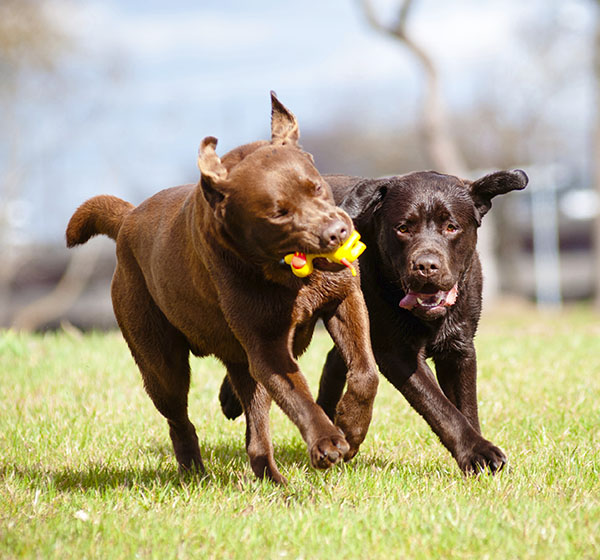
[
  {"left": 334, "top": 395, "right": 373, "bottom": 462},
  {"left": 458, "top": 438, "right": 507, "bottom": 475},
  {"left": 249, "top": 455, "right": 288, "bottom": 485},
  {"left": 309, "top": 433, "right": 350, "bottom": 469}
]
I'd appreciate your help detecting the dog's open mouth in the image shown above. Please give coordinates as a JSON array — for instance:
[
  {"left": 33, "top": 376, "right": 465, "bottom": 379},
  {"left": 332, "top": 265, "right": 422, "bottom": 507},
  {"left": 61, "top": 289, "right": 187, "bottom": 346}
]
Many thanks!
[
  {"left": 282, "top": 231, "right": 366, "bottom": 278},
  {"left": 312, "top": 257, "right": 346, "bottom": 272},
  {"left": 399, "top": 284, "right": 458, "bottom": 312}
]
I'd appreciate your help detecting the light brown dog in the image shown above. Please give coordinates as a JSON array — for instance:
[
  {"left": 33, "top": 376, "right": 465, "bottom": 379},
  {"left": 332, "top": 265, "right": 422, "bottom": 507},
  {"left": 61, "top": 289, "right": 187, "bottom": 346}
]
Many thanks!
[{"left": 66, "top": 93, "right": 378, "bottom": 483}]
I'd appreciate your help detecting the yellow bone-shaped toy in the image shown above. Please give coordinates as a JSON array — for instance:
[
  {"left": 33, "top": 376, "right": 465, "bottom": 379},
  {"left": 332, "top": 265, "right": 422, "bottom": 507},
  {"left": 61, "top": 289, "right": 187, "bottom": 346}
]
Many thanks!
[{"left": 284, "top": 230, "right": 366, "bottom": 278}]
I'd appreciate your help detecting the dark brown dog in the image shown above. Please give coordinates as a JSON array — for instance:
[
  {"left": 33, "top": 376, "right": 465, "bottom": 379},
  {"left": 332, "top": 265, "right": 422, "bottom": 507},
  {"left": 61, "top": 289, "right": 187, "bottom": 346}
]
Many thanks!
[
  {"left": 65, "top": 93, "right": 378, "bottom": 483},
  {"left": 221, "top": 168, "right": 528, "bottom": 474},
  {"left": 318, "top": 170, "right": 528, "bottom": 473}
]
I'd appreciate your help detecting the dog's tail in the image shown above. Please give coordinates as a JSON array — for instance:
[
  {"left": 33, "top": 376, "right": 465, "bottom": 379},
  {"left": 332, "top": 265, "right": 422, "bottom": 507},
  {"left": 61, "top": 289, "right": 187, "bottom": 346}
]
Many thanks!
[{"left": 66, "top": 195, "right": 134, "bottom": 247}]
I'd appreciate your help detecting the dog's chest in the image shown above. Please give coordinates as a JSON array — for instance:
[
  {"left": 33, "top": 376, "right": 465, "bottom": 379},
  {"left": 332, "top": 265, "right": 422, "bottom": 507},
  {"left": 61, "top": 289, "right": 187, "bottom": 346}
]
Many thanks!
[
  {"left": 425, "top": 313, "right": 470, "bottom": 356},
  {"left": 292, "top": 275, "right": 343, "bottom": 323}
]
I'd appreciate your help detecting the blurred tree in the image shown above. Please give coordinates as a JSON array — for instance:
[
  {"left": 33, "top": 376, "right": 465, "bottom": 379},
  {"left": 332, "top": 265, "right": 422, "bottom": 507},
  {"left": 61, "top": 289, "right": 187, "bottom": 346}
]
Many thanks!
[
  {"left": 0, "top": 0, "right": 69, "bottom": 72},
  {"left": 0, "top": 0, "right": 72, "bottom": 325},
  {"left": 0, "top": 0, "right": 70, "bottom": 200},
  {"left": 350, "top": 0, "right": 598, "bottom": 304},
  {"left": 594, "top": 0, "right": 600, "bottom": 309},
  {"left": 359, "top": 0, "right": 467, "bottom": 176},
  {"left": 356, "top": 0, "right": 507, "bottom": 298},
  {"left": 1, "top": 0, "right": 132, "bottom": 330}
]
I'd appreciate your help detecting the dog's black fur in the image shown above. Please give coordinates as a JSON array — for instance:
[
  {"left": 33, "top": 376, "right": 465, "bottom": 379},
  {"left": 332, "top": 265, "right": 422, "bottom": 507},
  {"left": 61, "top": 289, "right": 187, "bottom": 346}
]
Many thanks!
[
  {"left": 220, "top": 168, "right": 528, "bottom": 474},
  {"left": 316, "top": 170, "right": 528, "bottom": 473}
]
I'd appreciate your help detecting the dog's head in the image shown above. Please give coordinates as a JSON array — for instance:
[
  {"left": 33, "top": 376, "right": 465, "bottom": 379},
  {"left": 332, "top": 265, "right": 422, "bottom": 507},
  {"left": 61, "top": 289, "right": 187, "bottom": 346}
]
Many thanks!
[
  {"left": 339, "top": 169, "right": 528, "bottom": 320},
  {"left": 196, "top": 92, "right": 353, "bottom": 267}
]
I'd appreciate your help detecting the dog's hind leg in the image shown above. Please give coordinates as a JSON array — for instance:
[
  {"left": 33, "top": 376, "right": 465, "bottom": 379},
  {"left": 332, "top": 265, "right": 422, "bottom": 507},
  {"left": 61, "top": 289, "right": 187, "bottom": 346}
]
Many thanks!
[
  {"left": 111, "top": 265, "right": 203, "bottom": 473},
  {"left": 316, "top": 347, "right": 348, "bottom": 421},
  {"left": 218, "top": 375, "right": 243, "bottom": 420},
  {"left": 224, "top": 362, "right": 286, "bottom": 484}
]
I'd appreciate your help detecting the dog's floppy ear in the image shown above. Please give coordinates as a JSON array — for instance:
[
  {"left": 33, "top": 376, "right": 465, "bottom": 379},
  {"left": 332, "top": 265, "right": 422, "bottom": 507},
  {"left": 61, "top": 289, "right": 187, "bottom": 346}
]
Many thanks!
[
  {"left": 197, "top": 136, "right": 229, "bottom": 212},
  {"left": 270, "top": 91, "right": 299, "bottom": 147},
  {"left": 469, "top": 169, "right": 528, "bottom": 223},
  {"left": 338, "top": 179, "right": 389, "bottom": 226}
]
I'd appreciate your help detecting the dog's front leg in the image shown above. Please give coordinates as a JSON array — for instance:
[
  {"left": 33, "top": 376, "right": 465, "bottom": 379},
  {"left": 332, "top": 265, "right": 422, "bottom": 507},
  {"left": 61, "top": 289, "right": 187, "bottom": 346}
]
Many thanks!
[
  {"left": 244, "top": 338, "right": 350, "bottom": 470},
  {"left": 433, "top": 344, "right": 507, "bottom": 473},
  {"left": 323, "top": 289, "right": 379, "bottom": 461},
  {"left": 432, "top": 343, "right": 481, "bottom": 433},
  {"left": 214, "top": 270, "right": 350, "bottom": 472},
  {"left": 381, "top": 351, "right": 506, "bottom": 474}
]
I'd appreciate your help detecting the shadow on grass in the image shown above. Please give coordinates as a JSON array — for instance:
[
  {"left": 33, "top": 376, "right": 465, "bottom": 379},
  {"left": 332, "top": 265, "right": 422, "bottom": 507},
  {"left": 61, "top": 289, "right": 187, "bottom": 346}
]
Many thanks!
[
  {"left": 0, "top": 438, "right": 313, "bottom": 493},
  {"left": 1, "top": 437, "right": 460, "bottom": 494}
]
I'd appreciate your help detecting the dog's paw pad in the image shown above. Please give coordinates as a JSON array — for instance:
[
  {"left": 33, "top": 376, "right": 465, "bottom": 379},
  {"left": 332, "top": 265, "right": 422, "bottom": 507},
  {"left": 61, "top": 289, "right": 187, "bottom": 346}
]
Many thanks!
[
  {"left": 310, "top": 435, "right": 350, "bottom": 470},
  {"left": 460, "top": 440, "right": 507, "bottom": 475},
  {"left": 342, "top": 446, "right": 358, "bottom": 463}
]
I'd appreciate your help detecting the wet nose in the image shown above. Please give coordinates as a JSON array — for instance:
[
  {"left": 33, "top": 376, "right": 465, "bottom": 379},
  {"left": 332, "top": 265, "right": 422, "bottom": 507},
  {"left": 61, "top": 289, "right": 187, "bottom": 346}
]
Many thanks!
[
  {"left": 412, "top": 253, "right": 441, "bottom": 277},
  {"left": 322, "top": 220, "right": 349, "bottom": 250}
]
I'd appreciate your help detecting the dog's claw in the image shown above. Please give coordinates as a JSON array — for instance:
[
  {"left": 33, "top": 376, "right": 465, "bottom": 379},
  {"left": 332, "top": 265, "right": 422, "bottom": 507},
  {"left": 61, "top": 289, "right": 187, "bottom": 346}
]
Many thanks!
[
  {"left": 310, "top": 434, "right": 350, "bottom": 469},
  {"left": 459, "top": 439, "right": 507, "bottom": 475}
]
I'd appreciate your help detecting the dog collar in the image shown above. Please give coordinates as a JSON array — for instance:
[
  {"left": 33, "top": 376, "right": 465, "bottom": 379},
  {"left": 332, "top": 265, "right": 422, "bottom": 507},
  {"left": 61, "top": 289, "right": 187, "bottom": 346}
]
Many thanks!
[{"left": 283, "top": 230, "right": 366, "bottom": 278}]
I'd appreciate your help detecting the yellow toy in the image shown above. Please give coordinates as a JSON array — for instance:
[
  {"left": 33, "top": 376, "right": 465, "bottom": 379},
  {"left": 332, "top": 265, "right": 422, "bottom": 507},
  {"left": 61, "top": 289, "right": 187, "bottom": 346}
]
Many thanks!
[{"left": 284, "top": 230, "right": 366, "bottom": 278}]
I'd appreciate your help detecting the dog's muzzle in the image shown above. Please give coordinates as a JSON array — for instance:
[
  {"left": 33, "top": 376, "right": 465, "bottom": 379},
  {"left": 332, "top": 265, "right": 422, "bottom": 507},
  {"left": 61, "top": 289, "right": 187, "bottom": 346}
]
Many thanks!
[{"left": 399, "top": 284, "right": 458, "bottom": 311}]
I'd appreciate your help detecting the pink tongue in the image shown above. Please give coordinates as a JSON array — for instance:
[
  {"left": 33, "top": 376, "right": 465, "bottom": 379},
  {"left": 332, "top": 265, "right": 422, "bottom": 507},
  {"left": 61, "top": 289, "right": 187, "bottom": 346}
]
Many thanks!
[
  {"left": 445, "top": 284, "right": 459, "bottom": 305},
  {"left": 398, "top": 292, "right": 420, "bottom": 310},
  {"left": 399, "top": 284, "right": 459, "bottom": 310}
]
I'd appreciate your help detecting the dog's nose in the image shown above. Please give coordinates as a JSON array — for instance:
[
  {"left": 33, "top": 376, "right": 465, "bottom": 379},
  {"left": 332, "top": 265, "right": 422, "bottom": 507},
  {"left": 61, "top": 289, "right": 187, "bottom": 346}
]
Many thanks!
[
  {"left": 412, "top": 254, "right": 441, "bottom": 277},
  {"left": 322, "top": 220, "right": 349, "bottom": 249}
]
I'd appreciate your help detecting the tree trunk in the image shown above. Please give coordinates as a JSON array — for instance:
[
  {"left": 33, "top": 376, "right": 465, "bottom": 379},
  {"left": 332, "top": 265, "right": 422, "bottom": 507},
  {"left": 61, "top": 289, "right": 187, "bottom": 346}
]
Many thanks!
[
  {"left": 359, "top": 0, "right": 467, "bottom": 176},
  {"left": 593, "top": 0, "right": 600, "bottom": 310},
  {"left": 11, "top": 246, "right": 100, "bottom": 331},
  {"left": 359, "top": 0, "right": 500, "bottom": 300}
]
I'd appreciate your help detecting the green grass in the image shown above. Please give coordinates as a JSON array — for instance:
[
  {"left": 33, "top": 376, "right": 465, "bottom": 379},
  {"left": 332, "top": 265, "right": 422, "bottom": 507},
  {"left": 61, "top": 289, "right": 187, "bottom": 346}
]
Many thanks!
[{"left": 1, "top": 305, "right": 599, "bottom": 559}]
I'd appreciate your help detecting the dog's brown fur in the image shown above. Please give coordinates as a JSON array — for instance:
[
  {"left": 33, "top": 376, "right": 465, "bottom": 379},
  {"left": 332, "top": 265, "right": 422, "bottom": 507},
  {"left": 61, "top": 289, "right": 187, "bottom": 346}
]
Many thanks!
[
  {"left": 65, "top": 94, "right": 378, "bottom": 483},
  {"left": 220, "top": 169, "right": 528, "bottom": 475}
]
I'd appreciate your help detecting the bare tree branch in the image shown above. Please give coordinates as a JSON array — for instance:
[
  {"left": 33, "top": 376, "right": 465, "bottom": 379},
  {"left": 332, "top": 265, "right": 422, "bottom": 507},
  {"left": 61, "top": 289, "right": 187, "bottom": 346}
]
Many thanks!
[
  {"left": 358, "top": 0, "right": 467, "bottom": 175},
  {"left": 11, "top": 245, "right": 100, "bottom": 332}
]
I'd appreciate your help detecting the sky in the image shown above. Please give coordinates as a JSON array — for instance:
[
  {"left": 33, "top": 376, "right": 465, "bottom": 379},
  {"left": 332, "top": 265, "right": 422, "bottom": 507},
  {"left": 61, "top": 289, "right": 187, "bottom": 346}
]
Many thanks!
[{"left": 2, "top": 0, "right": 596, "bottom": 243}]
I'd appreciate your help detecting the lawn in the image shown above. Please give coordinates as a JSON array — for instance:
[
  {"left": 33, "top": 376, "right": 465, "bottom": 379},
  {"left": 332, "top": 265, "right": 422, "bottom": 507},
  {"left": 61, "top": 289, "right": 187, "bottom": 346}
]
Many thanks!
[{"left": 1, "top": 305, "right": 599, "bottom": 559}]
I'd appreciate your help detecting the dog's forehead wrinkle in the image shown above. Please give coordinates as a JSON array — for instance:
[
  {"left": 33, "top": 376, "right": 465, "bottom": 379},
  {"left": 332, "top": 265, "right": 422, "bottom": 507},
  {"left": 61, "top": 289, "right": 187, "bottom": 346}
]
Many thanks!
[
  {"left": 382, "top": 183, "right": 476, "bottom": 229},
  {"left": 425, "top": 188, "right": 474, "bottom": 220},
  {"left": 428, "top": 194, "right": 453, "bottom": 217}
]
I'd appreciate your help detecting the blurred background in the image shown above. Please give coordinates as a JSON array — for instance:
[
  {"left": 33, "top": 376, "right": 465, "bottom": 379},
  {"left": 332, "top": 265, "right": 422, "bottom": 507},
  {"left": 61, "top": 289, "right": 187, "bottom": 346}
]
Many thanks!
[{"left": 1, "top": 0, "right": 599, "bottom": 330}]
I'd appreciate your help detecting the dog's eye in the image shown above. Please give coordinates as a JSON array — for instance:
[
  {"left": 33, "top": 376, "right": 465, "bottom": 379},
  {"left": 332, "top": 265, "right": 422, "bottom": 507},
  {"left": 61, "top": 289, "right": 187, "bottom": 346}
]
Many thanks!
[
  {"left": 396, "top": 224, "right": 409, "bottom": 234},
  {"left": 273, "top": 207, "right": 289, "bottom": 219},
  {"left": 446, "top": 223, "right": 459, "bottom": 233},
  {"left": 310, "top": 182, "right": 324, "bottom": 196}
]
